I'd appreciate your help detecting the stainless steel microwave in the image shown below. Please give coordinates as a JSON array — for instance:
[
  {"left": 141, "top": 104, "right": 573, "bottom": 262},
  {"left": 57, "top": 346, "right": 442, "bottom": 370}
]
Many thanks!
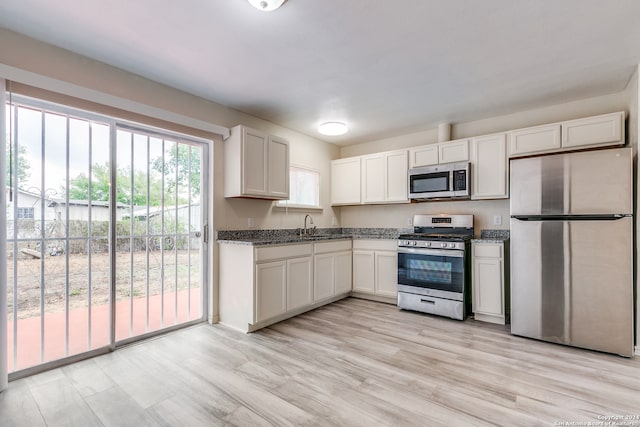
[{"left": 408, "top": 162, "right": 470, "bottom": 200}]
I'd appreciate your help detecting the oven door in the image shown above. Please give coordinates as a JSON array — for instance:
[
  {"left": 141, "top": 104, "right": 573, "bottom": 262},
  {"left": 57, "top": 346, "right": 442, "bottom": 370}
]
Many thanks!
[{"left": 397, "top": 247, "right": 465, "bottom": 294}]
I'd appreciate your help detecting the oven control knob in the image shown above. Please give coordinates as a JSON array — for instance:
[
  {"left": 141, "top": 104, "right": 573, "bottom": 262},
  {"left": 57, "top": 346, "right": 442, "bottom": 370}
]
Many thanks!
[
  {"left": 412, "top": 241, "right": 418, "bottom": 246},
  {"left": 425, "top": 242, "right": 431, "bottom": 247},
  {"left": 449, "top": 243, "right": 456, "bottom": 248},
  {"left": 440, "top": 242, "right": 447, "bottom": 248}
]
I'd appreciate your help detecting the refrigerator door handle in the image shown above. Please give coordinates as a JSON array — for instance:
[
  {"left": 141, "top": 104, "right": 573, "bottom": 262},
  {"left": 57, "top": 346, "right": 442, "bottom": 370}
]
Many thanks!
[{"left": 511, "top": 214, "right": 629, "bottom": 221}]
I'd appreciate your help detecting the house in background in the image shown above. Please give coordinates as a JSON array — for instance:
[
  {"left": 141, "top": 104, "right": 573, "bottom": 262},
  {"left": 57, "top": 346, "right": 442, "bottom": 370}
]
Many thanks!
[{"left": 5, "top": 187, "right": 126, "bottom": 240}]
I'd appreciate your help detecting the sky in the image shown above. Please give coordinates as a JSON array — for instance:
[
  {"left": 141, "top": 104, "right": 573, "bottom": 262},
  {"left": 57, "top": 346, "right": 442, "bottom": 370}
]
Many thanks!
[{"left": 6, "top": 104, "right": 176, "bottom": 199}]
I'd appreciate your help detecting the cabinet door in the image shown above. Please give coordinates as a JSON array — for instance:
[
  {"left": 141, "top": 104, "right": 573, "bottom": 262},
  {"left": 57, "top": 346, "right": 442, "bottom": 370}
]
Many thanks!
[
  {"left": 509, "top": 124, "right": 561, "bottom": 157},
  {"left": 375, "top": 251, "right": 398, "bottom": 298},
  {"left": 471, "top": 133, "right": 508, "bottom": 200},
  {"left": 267, "top": 135, "right": 289, "bottom": 199},
  {"left": 352, "top": 250, "right": 375, "bottom": 293},
  {"left": 334, "top": 251, "right": 352, "bottom": 295},
  {"left": 361, "top": 154, "right": 385, "bottom": 203},
  {"left": 472, "top": 256, "right": 504, "bottom": 317},
  {"left": 242, "top": 127, "right": 268, "bottom": 196},
  {"left": 314, "top": 253, "right": 335, "bottom": 302},
  {"left": 255, "top": 261, "right": 286, "bottom": 322},
  {"left": 562, "top": 111, "right": 624, "bottom": 149},
  {"left": 287, "top": 256, "right": 313, "bottom": 311},
  {"left": 409, "top": 144, "right": 439, "bottom": 168},
  {"left": 385, "top": 150, "right": 409, "bottom": 202},
  {"left": 439, "top": 139, "right": 469, "bottom": 163},
  {"left": 331, "top": 157, "right": 361, "bottom": 205}
]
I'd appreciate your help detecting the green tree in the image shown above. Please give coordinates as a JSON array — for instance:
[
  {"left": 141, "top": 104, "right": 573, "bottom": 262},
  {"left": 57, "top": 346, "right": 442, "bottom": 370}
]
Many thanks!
[
  {"left": 67, "top": 163, "right": 110, "bottom": 202},
  {"left": 6, "top": 144, "right": 31, "bottom": 189},
  {"left": 152, "top": 144, "right": 201, "bottom": 199},
  {"left": 66, "top": 162, "right": 168, "bottom": 206}
]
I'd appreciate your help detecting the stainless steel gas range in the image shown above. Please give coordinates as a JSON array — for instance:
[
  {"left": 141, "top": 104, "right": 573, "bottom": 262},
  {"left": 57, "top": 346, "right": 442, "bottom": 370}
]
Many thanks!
[{"left": 397, "top": 214, "right": 473, "bottom": 320}]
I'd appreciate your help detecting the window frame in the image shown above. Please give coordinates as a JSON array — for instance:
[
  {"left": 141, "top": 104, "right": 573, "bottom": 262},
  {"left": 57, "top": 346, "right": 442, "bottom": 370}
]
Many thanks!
[
  {"left": 16, "top": 207, "right": 35, "bottom": 220},
  {"left": 276, "top": 164, "right": 322, "bottom": 211}
]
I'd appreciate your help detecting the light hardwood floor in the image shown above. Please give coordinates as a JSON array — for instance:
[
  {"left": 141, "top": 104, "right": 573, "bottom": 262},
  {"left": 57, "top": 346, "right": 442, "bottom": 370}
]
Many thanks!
[{"left": 1, "top": 297, "right": 639, "bottom": 426}]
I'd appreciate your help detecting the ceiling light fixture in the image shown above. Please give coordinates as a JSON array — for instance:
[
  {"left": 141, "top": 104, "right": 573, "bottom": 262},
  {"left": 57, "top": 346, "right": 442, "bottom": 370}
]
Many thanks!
[
  {"left": 318, "top": 122, "right": 349, "bottom": 136},
  {"left": 247, "top": 0, "right": 287, "bottom": 12}
]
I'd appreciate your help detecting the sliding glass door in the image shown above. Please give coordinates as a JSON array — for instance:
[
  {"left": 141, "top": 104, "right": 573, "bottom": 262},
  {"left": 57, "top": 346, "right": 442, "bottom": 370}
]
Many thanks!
[
  {"left": 114, "top": 126, "right": 204, "bottom": 343},
  {"left": 4, "top": 96, "right": 208, "bottom": 375}
]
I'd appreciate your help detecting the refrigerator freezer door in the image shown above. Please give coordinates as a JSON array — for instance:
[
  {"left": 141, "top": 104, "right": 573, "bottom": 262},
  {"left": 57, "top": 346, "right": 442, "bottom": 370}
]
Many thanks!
[
  {"left": 510, "top": 216, "right": 633, "bottom": 356},
  {"left": 510, "top": 147, "right": 632, "bottom": 216}
]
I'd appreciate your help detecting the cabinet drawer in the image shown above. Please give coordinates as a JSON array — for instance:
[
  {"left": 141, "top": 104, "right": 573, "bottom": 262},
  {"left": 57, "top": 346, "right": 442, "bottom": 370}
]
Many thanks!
[
  {"left": 256, "top": 243, "right": 313, "bottom": 262},
  {"left": 353, "top": 239, "right": 397, "bottom": 251},
  {"left": 473, "top": 243, "right": 503, "bottom": 258},
  {"left": 314, "top": 239, "right": 352, "bottom": 254}
]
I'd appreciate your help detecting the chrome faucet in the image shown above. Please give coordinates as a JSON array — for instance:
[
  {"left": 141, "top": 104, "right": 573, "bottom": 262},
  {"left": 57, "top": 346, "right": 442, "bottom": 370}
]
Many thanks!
[{"left": 303, "top": 214, "right": 314, "bottom": 235}]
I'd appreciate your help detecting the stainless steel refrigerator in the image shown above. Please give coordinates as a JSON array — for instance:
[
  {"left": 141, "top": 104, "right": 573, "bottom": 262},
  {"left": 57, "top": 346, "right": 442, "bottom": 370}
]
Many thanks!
[{"left": 510, "top": 147, "right": 634, "bottom": 357}]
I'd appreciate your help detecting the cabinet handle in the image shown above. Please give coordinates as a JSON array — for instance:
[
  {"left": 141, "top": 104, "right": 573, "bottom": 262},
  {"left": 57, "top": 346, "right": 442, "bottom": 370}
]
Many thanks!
[{"left": 420, "top": 299, "right": 436, "bottom": 304}]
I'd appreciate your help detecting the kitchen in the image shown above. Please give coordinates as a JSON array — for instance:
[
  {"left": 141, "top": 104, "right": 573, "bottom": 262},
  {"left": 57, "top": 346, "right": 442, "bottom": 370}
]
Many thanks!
[{"left": 1, "top": 1, "right": 640, "bottom": 425}]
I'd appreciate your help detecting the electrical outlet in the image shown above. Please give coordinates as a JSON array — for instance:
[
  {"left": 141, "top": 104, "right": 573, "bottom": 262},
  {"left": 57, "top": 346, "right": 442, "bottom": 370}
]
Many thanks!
[
  {"left": 407, "top": 218, "right": 413, "bottom": 226},
  {"left": 332, "top": 217, "right": 338, "bottom": 226},
  {"left": 248, "top": 217, "right": 255, "bottom": 228},
  {"left": 493, "top": 215, "right": 502, "bottom": 226}
]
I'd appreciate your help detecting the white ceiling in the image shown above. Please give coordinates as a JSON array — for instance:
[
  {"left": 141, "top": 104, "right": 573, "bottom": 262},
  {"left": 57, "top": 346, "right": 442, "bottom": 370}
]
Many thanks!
[{"left": 1, "top": 0, "right": 639, "bottom": 145}]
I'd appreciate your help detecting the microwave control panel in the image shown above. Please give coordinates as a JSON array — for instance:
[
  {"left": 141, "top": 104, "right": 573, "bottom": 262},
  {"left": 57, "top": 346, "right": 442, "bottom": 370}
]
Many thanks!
[{"left": 453, "top": 170, "right": 467, "bottom": 191}]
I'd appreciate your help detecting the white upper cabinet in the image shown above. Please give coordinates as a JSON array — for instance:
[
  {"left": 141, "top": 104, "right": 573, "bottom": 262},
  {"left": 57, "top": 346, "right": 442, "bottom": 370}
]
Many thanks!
[
  {"left": 509, "top": 112, "right": 625, "bottom": 158},
  {"left": 331, "top": 157, "right": 361, "bottom": 205},
  {"left": 562, "top": 111, "right": 624, "bottom": 149},
  {"left": 267, "top": 135, "right": 290, "bottom": 198},
  {"left": 471, "top": 133, "right": 508, "bottom": 200},
  {"left": 409, "top": 144, "right": 439, "bottom": 167},
  {"left": 362, "top": 150, "right": 409, "bottom": 204},
  {"left": 224, "top": 125, "right": 289, "bottom": 199},
  {"left": 438, "top": 139, "right": 470, "bottom": 164},
  {"left": 409, "top": 139, "right": 469, "bottom": 168},
  {"left": 385, "top": 150, "right": 409, "bottom": 202},
  {"left": 361, "top": 154, "right": 386, "bottom": 203},
  {"left": 509, "top": 124, "right": 561, "bottom": 157}
]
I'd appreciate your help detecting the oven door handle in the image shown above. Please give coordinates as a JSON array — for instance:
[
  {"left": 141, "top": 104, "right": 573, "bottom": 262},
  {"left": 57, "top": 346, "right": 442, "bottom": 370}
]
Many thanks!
[{"left": 397, "top": 247, "right": 464, "bottom": 257}]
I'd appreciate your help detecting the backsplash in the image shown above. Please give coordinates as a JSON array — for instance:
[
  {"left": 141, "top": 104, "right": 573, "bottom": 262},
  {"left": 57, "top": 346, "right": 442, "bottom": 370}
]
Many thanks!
[{"left": 480, "top": 229, "right": 510, "bottom": 240}]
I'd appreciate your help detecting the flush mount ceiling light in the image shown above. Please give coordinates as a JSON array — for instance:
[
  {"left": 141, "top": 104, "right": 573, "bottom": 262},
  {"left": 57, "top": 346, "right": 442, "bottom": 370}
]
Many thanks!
[
  {"left": 318, "top": 122, "right": 349, "bottom": 136},
  {"left": 248, "top": 0, "right": 287, "bottom": 12}
]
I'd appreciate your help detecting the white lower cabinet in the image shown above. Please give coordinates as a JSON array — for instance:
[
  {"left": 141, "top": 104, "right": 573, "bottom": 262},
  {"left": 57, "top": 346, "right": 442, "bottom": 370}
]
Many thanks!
[
  {"left": 352, "top": 239, "right": 398, "bottom": 299},
  {"left": 314, "top": 240, "right": 353, "bottom": 302},
  {"left": 374, "top": 251, "right": 398, "bottom": 298},
  {"left": 334, "top": 252, "right": 353, "bottom": 295},
  {"left": 472, "top": 241, "right": 509, "bottom": 325},
  {"left": 256, "top": 261, "right": 287, "bottom": 323},
  {"left": 353, "top": 251, "right": 375, "bottom": 293},
  {"left": 219, "top": 239, "right": 352, "bottom": 333},
  {"left": 286, "top": 256, "right": 313, "bottom": 311}
]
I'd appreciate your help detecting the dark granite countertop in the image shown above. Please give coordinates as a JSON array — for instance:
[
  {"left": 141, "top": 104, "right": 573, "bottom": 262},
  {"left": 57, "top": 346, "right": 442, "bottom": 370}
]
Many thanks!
[
  {"left": 217, "top": 228, "right": 409, "bottom": 246},
  {"left": 472, "top": 229, "right": 510, "bottom": 243}
]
